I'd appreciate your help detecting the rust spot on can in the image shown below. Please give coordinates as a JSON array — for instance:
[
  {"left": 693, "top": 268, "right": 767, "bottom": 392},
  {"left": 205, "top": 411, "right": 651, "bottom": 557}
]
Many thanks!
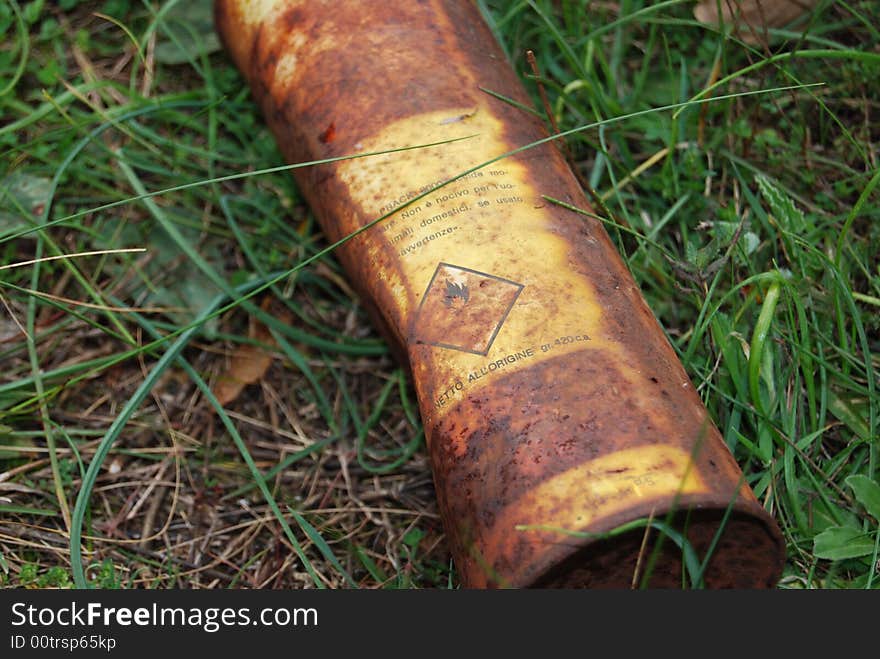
[
  {"left": 319, "top": 121, "right": 336, "bottom": 144},
  {"left": 215, "top": 0, "right": 785, "bottom": 588}
]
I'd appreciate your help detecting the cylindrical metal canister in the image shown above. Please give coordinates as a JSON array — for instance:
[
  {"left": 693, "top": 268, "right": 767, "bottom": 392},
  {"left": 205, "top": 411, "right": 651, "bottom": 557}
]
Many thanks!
[{"left": 215, "top": 0, "right": 785, "bottom": 588}]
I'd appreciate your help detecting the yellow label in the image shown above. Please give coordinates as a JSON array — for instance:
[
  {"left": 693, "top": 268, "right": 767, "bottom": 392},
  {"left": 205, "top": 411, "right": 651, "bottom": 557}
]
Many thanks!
[
  {"left": 337, "top": 107, "right": 620, "bottom": 420},
  {"left": 492, "top": 444, "right": 708, "bottom": 545}
]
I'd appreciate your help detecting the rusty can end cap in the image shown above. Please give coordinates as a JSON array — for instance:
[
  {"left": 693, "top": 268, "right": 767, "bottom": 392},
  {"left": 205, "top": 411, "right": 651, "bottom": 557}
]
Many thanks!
[{"left": 526, "top": 506, "right": 785, "bottom": 589}]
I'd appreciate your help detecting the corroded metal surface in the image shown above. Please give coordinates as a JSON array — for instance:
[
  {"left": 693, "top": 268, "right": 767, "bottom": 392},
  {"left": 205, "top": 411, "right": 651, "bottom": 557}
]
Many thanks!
[{"left": 215, "top": 0, "right": 785, "bottom": 588}]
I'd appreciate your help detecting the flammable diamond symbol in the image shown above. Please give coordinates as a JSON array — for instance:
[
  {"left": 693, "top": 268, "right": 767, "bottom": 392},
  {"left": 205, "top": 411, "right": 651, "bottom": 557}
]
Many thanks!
[{"left": 411, "top": 262, "right": 524, "bottom": 356}]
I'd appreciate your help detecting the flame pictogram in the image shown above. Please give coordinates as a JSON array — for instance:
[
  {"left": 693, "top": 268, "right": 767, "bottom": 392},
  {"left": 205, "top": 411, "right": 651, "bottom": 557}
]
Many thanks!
[
  {"left": 443, "top": 279, "right": 469, "bottom": 307},
  {"left": 413, "top": 263, "right": 523, "bottom": 355}
]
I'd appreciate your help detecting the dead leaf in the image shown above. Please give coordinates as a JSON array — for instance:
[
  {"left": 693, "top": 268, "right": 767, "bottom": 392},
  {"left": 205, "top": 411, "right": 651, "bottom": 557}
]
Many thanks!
[
  {"left": 212, "top": 301, "right": 291, "bottom": 406},
  {"left": 694, "top": 0, "right": 820, "bottom": 44}
]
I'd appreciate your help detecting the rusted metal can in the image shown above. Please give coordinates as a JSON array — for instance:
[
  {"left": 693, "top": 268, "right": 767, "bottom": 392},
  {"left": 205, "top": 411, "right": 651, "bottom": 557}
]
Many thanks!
[{"left": 215, "top": 0, "right": 785, "bottom": 588}]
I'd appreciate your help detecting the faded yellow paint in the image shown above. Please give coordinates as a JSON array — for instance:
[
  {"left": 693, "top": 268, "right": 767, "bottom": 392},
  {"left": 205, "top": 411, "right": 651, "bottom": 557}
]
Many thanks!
[
  {"left": 482, "top": 444, "right": 708, "bottom": 564},
  {"left": 337, "top": 107, "right": 615, "bottom": 417},
  {"left": 232, "top": 0, "right": 289, "bottom": 25},
  {"left": 273, "top": 32, "right": 307, "bottom": 82}
]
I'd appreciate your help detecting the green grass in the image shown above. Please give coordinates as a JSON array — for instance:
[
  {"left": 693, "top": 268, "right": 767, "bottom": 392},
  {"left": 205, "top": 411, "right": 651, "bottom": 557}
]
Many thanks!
[{"left": 0, "top": 0, "right": 877, "bottom": 589}]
